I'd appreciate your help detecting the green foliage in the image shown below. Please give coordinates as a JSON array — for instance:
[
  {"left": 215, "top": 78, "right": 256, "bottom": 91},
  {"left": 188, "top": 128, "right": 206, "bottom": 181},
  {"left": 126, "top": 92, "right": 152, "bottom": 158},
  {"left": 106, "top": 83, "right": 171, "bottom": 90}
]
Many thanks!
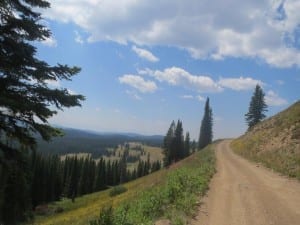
[
  {"left": 198, "top": 98, "right": 213, "bottom": 149},
  {"left": 109, "top": 185, "right": 128, "bottom": 197},
  {"left": 0, "top": 1, "right": 85, "bottom": 223},
  {"left": 89, "top": 206, "right": 114, "bottom": 225},
  {"left": 90, "top": 144, "right": 216, "bottom": 225},
  {"left": 163, "top": 120, "right": 187, "bottom": 167},
  {"left": 245, "top": 84, "right": 268, "bottom": 130},
  {"left": 184, "top": 132, "right": 191, "bottom": 158}
]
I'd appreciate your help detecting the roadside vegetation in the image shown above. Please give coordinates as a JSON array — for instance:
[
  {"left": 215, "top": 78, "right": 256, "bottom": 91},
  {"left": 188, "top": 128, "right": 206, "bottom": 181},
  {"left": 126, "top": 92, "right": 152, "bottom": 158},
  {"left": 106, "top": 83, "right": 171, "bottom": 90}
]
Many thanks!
[
  {"left": 33, "top": 144, "right": 215, "bottom": 225},
  {"left": 232, "top": 101, "right": 300, "bottom": 180}
]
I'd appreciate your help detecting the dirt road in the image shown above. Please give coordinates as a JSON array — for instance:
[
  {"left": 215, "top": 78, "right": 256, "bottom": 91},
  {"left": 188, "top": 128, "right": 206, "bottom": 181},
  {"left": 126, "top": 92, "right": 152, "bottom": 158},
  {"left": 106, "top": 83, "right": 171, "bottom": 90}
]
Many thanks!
[{"left": 191, "top": 140, "right": 300, "bottom": 225}]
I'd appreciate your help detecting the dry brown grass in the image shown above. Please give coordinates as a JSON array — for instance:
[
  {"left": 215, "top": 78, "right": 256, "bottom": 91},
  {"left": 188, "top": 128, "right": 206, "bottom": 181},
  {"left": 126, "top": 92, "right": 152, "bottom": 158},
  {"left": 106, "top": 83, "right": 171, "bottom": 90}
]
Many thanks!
[{"left": 231, "top": 101, "right": 300, "bottom": 180}]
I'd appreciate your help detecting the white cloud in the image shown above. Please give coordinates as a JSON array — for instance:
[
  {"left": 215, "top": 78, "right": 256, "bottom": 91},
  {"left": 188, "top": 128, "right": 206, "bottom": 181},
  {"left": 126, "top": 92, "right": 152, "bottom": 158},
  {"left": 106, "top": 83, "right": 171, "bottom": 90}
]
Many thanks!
[
  {"left": 265, "top": 90, "right": 288, "bottom": 106},
  {"left": 218, "top": 77, "right": 264, "bottom": 91},
  {"left": 180, "top": 95, "right": 205, "bottom": 101},
  {"left": 132, "top": 46, "right": 159, "bottom": 62},
  {"left": 75, "top": 30, "right": 84, "bottom": 44},
  {"left": 119, "top": 74, "right": 157, "bottom": 93},
  {"left": 197, "top": 95, "right": 205, "bottom": 102},
  {"left": 45, "top": 0, "right": 300, "bottom": 68},
  {"left": 125, "top": 90, "right": 142, "bottom": 100},
  {"left": 41, "top": 36, "right": 57, "bottom": 47},
  {"left": 181, "top": 95, "right": 194, "bottom": 99},
  {"left": 142, "top": 67, "right": 223, "bottom": 93}
]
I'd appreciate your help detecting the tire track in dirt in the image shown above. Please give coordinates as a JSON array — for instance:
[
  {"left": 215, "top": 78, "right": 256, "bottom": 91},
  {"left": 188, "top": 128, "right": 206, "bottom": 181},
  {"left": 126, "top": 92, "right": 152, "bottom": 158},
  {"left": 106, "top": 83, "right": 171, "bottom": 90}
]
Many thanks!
[{"left": 191, "top": 140, "right": 300, "bottom": 225}]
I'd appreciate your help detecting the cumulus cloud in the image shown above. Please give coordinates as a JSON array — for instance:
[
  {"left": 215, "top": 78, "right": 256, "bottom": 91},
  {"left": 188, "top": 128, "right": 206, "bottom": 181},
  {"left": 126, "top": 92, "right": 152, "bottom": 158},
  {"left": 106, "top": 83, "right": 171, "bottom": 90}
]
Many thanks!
[
  {"left": 181, "top": 95, "right": 194, "bottom": 99},
  {"left": 142, "top": 67, "right": 223, "bottom": 93},
  {"left": 197, "top": 95, "right": 205, "bottom": 102},
  {"left": 125, "top": 90, "right": 142, "bottom": 100},
  {"left": 265, "top": 90, "right": 288, "bottom": 106},
  {"left": 122, "top": 67, "right": 269, "bottom": 95},
  {"left": 45, "top": 0, "right": 300, "bottom": 67},
  {"left": 218, "top": 77, "right": 264, "bottom": 91},
  {"left": 119, "top": 74, "right": 157, "bottom": 93},
  {"left": 41, "top": 36, "right": 57, "bottom": 47},
  {"left": 75, "top": 30, "right": 84, "bottom": 44},
  {"left": 180, "top": 95, "right": 205, "bottom": 101},
  {"left": 132, "top": 46, "right": 159, "bottom": 62}
]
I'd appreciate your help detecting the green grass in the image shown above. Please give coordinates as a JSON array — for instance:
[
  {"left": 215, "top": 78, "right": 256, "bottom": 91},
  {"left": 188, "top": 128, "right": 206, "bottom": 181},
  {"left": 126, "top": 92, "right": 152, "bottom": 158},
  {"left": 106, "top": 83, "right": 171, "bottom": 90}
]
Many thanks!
[
  {"left": 31, "top": 144, "right": 216, "bottom": 225},
  {"left": 90, "top": 144, "right": 216, "bottom": 225}
]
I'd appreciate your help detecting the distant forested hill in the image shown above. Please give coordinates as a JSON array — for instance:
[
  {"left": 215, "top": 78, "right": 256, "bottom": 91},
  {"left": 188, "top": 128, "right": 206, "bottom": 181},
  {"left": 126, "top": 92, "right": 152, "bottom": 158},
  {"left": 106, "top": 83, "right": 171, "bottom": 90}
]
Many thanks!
[{"left": 36, "top": 128, "right": 163, "bottom": 157}]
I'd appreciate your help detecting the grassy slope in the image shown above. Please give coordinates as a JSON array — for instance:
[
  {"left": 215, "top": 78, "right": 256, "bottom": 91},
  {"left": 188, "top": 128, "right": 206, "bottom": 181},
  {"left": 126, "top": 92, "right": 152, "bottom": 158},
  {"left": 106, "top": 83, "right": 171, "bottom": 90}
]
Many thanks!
[
  {"left": 33, "top": 144, "right": 216, "bottom": 225},
  {"left": 231, "top": 101, "right": 300, "bottom": 180}
]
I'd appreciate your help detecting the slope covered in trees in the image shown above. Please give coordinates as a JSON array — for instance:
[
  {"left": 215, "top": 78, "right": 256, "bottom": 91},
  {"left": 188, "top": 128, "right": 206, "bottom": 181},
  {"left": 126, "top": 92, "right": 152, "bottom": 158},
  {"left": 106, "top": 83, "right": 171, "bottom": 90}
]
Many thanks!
[
  {"left": 34, "top": 144, "right": 216, "bottom": 225},
  {"left": 27, "top": 150, "right": 162, "bottom": 212},
  {"left": 36, "top": 128, "right": 164, "bottom": 157},
  {"left": 232, "top": 100, "right": 300, "bottom": 180}
]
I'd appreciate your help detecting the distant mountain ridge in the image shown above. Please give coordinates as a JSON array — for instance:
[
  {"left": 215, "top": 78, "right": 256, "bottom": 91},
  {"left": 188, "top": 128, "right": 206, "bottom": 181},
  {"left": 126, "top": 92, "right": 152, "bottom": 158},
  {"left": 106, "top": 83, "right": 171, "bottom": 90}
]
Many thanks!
[
  {"left": 232, "top": 100, "right": 300, "bottom": 179},
  {"left": 36, "top": 127, "right": 164, "bottom": 157}
]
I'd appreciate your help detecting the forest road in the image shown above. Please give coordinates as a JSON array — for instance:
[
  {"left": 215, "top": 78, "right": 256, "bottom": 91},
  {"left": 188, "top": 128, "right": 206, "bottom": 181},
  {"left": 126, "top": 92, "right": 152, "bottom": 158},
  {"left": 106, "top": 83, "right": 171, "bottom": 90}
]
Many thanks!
[{"left": 190, "top": 140, "right": 300, "bottom": 225}]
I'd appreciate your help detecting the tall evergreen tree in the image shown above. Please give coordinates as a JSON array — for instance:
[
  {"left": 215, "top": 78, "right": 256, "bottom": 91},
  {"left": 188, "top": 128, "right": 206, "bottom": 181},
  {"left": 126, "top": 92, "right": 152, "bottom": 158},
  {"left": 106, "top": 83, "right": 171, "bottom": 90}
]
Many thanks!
[
  {"left": 0, "top": 1, "right": 84, "bottom": 223},
  {"left": 245, "top": 84, "right": 268, "bottom": 130},
  {"left": 94, "top": 158, "right": 106, "bottom": 191},
  {"left": 68, "top": 156, "right": 79, "bottom": 202},
  {"left": 198, "top": 98, "right": 213, "bottom": 150},
  {"left": 163, "top": 120, "right": 188, "bottom": 166},
  {"left": 119, "top": 153, "right": 127, "bottom": 184},
  {"left": 163, "top": 121, "right": 176, "bottom": 167},
  {"left": 184, "top": 132, "right": 190, "bottom": 157},
  {"left": 174, "top": 120, "right": 184, "bottom": 161}
]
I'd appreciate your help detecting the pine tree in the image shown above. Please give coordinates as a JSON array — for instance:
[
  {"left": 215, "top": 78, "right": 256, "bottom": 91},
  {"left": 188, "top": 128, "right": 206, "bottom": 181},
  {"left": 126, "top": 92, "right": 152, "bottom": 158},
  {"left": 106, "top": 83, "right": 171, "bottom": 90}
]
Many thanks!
[
  {"left": 119, "top": 153, "right": 127, "bottom": 184},
  {"left": 68, "top": 156, "right": 79, "bottom": 202},
  {"left": 0, "top": 1, "right": 84, "bottom": 222},
  {"left": 184, "top": 132, "right": 190, "bottom": 157},
  {"left": 94, "top": 158, "right": 105, "bottom": 191},
  {"left": 163, "top": 121, "right": 176, "bottom": 167},
  {"left": 198, "top": 98, "right": 213, "bottom": 150},
  {"left": 174, "top": 120, "right": 184, "bottom": 161},
  {"left": 78, "top": 157, "right": 89, "bottom": 196},
  {"left": 245, "top": 84, "right": 268, "bottom": 130}
]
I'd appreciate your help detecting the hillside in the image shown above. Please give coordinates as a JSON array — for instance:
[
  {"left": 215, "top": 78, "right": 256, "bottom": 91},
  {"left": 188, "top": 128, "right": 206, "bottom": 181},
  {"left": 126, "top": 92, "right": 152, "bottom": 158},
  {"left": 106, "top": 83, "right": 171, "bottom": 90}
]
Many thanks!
[
  {"left": 231, "top": 101, "right": 300, "bottom": 179},
  {"left": 36, "top": 128, "right": 164, "bottom": 157},
  {"left": 32, "top": 144, "right": 216, "bottom": 225}
]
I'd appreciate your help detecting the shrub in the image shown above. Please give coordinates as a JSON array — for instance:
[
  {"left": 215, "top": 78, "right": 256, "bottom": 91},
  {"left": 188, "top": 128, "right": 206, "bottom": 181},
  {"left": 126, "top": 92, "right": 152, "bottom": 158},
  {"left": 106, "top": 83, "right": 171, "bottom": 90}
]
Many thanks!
[
  {"left": 90, "top": 206, "right": 114, "bottom": 225},
  {"left": 109, "top": 185, "right": 128, "bottom": 197}
]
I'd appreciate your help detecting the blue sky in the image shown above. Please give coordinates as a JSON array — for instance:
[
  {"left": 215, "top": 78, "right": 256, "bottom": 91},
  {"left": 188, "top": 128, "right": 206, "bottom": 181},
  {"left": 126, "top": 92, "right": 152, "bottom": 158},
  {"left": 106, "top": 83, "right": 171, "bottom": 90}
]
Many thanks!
[{"left": 36, "top": 0, "right": 300, "bottom": 140}]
